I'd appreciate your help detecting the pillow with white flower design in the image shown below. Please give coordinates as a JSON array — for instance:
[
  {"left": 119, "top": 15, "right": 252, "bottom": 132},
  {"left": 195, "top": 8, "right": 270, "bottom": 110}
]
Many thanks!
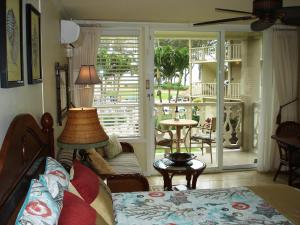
[
  {"left": 45, "top": 157, "right": 70, "bottom": 190},
  {"left": 40, "top": 174, "right": 64, "bottom": 210},
  {"left": 15, "top": 179, "right": 60, "bottom": 225}
]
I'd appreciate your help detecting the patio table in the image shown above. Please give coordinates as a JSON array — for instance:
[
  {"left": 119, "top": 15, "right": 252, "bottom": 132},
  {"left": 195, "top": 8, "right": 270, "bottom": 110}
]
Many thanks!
[{"left": 159, "top": 119, "right": 198, "bottom": 152}]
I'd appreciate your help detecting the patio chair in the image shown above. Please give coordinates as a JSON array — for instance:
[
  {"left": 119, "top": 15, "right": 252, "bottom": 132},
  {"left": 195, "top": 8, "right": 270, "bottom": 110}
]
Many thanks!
[
  {"left": 155, "top": 128, "right": 173, "bottom": 153},
  {"left": 189, "top": 117, "right": 216, "bottom": 163}
]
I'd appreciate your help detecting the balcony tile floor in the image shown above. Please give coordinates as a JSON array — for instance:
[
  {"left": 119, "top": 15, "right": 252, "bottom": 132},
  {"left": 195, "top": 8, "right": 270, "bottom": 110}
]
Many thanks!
[{"left": 155, "top": 147, "right": 257, "bottom": 167}]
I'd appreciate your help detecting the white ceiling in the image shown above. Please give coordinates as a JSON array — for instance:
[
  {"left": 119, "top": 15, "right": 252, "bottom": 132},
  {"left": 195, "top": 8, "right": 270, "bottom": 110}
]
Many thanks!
[{"left": 58, "top": 0, "right": 300, "bottom": 24}]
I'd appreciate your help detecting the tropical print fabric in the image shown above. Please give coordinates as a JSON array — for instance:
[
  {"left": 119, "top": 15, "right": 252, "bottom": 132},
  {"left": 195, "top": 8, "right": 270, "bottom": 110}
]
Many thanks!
[
  {"left": 15, "top": 179, "right": 60, "bottom": 225},
  {"left": 45, "top": 157, "right": 70, "bottom": 190},
  {"left": 40, "top": 174, "right": 65, "bottom": 210},
  {"left": 112, "top": 187, "right": 293, "bottom": 225}
]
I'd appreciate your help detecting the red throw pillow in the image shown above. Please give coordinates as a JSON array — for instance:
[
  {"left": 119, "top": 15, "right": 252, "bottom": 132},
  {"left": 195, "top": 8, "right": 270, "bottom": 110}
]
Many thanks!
[
  {"left": 58, "top": 191, "right": 96, "bottom": 225},
  {"left": 71, "top": 159, "right": 99, "bottom": 204},
  {"left": 69, "top": 160, "right": 114, "bottom": 225}
]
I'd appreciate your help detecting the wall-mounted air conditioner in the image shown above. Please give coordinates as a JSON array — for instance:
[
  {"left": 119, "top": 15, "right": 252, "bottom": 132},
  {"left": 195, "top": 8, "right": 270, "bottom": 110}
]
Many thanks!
[{"left": 61, "top": 20, "right": 82, "bottom": 48}]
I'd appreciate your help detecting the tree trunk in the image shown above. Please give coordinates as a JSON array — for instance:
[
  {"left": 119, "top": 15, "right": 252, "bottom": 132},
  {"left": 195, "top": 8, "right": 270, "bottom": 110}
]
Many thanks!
[
  {"left": 156, "top": 69, "right": 162, "bottom": 103},
  {"left": 168, "top": 78, "right": 172, "bottom": 103},
  {"left": 175, "top": 72, "right": 183, "bottom": 103},
  {"left": 116, "top": 74, "right": 121, "bottom": 102}
]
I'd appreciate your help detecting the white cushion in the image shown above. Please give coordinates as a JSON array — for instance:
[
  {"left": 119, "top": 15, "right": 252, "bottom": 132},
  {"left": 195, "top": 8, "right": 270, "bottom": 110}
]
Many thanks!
[
  {"left": 107, "top": 153, "right": 142, "bottom": 174},
  {"left": 105, "top": 135, "right": 122, "bottom": 159}
]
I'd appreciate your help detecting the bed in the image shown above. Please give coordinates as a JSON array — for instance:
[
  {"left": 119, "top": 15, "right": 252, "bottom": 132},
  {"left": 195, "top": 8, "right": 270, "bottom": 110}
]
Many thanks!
[{"left": 0, "top": 113, "right": 300, "bottom": 225}]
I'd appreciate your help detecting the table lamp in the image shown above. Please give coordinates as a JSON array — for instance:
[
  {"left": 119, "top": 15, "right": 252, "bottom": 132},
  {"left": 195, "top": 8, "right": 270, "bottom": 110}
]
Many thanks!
[
  {"left": 57, "top": 107, "right": 109, "bottom": 159},
  {"left": 75, "top": 65, "right": 101, "bottom": 88}
]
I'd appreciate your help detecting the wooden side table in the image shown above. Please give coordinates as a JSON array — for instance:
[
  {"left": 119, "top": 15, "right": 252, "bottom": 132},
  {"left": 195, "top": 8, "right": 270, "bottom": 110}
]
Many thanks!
[{"left": 153, "top": 158, "right": 206, "bottom": 191}]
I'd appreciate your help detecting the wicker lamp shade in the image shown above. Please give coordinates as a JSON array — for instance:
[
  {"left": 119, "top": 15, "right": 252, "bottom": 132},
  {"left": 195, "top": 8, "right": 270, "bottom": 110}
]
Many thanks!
[{"left": 58, "top": 107, "right": 108, "bottom": 148}]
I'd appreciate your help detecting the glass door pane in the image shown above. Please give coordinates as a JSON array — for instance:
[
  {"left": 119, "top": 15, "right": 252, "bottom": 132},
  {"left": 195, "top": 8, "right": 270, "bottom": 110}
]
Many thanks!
[
  {"left": 223, "top": 31, "right": 262, "bottom": 168},
  {"left": 153, "top": 31, "right": 219, "bottom": 168}
]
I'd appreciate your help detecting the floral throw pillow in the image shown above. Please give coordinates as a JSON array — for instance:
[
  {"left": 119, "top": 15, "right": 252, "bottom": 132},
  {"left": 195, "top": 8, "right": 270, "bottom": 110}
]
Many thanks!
[
  {"left": 45, "top": 157, "right": 70, "bottom": 190},
  {"left": 15, "top": 179, "right": 60, "bottom": 225},
  {"left": 40, "top": 174, "right": 64, "bottom": 210}
]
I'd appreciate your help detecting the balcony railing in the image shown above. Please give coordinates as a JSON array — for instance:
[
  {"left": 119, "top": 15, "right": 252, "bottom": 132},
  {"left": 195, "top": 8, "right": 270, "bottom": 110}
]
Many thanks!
[
  {"left": 191, "top": 43, "right": 242, "bottom": 63},
  {"left": 192, "top": 82, "right": 240, "bottom": 99},
  {"left": 191, "top": 46, "right": 216, "bottom": 62},
  {"left": 155, "top": 102, "right": 243, "bottom": 148},
  {"left": 225, "top": 43, "right": 242, "bottom": 61}
]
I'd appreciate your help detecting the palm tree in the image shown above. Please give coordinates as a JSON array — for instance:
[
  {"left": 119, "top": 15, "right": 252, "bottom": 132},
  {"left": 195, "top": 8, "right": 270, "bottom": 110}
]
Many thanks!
[
  {"left": 98, "top": 49, "right": 131, "bottom": 101},
  {"left": 159, "top": 46, "right": 176, "bottom": 103},
  {"left": 154, "top": 47, "right": 163, "bottom": 103},
  {"left": 174, "top": 47, "right": 189, "bottom": 103}
]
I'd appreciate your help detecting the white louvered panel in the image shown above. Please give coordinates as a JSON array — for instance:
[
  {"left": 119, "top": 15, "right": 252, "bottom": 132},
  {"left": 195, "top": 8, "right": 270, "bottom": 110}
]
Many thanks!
[{"left": 94, "top": 36, "right": 141, "bottom": 138}]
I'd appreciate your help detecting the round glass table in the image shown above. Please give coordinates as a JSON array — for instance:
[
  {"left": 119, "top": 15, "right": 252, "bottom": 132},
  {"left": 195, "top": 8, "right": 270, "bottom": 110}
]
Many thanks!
[{"left": 153, "top": 158, "right": 206, "bottom": 191}]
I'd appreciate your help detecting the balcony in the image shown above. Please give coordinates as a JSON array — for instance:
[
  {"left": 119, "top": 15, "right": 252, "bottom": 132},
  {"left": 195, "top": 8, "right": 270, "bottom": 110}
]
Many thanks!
[
  {"left": 155, "top": 101, "right": 243, "bottom": 149},
  {"left": 192, "top": 82, "right": 241, "bottom": 99},
  {"left": 191, "top": 43, "right": 242, "bottom": 63},
  {"left": 154, "top": 101, "right": 260, "bottom": 167}
]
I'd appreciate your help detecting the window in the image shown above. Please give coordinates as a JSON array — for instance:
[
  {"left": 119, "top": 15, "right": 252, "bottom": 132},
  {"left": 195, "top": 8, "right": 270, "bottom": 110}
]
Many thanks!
[{"left": 94, "top": 35, "right": 141, "bottom": 138}]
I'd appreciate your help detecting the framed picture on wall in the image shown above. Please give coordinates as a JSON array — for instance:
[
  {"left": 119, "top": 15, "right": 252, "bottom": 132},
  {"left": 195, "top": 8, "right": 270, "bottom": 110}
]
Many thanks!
[
  {"left": 0, "top": 0, "right": 24, "bottom": 88},
  {"left": 26, "top": 4, "right": 42, "bottom": 84}
]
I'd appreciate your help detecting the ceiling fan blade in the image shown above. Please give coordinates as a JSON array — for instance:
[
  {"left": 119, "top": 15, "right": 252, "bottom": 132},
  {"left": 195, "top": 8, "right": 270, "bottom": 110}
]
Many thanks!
[
  {"left": 215, "top": 8, "right": 253, "bottom": 15},
  {"left": 194, "top": 16, "right": 255, "bottom": 26},
  {"left": 278, "top": 7, "right": 300, "bottom": 26},
  {"left": 251, "top": 19, "right": 275, "bottom": 31}
]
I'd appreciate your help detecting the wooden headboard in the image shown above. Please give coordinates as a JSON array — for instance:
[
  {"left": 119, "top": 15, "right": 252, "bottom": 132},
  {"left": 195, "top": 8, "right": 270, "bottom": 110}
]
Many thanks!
[{"left": 0, "top": 113, "right": 54, "bottom": 225}]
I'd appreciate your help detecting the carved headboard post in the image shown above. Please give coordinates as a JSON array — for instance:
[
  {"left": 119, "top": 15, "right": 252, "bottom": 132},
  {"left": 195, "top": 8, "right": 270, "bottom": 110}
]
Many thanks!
[{"left": 41, "top": 113, "right": 55, "bottom": 158}]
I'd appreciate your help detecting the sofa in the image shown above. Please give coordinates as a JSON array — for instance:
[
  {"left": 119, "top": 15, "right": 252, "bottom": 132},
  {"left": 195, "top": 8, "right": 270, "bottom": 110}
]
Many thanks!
[
  {"left": 57, "top": 141, "right": 148, "bottom": 193},
  {"left": 106, "top": 142, "right": 143, "bottom": 175},
  {"left": 85, "top": 142, "right": 149, "bottom": 193}
]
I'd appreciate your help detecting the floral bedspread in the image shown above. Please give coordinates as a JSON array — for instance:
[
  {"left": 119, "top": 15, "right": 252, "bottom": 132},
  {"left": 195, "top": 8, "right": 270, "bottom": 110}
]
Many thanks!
[{"left": 112, "top": 187, "right": 293, "bottom": 225}]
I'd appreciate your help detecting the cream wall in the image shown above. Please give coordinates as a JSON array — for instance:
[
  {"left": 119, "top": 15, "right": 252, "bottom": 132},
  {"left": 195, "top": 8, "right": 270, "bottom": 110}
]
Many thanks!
[
  {"left": 0, "top": 0, "right": 42, "bottom": 146},
  {"left": 41, "top": 0, "right": 67, "bottom": 152},
  {"left": 0, "top": 0, "right": 66, "bottom": 151},
  {"left": 201, "top": 63, "right": 217, "bottom": 83}
]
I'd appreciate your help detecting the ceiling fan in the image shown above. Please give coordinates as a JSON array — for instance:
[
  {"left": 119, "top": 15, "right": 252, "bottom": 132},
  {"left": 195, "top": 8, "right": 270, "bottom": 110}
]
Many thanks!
[{"left": 193, "top": 0, "right": 300, "bottom": 31}]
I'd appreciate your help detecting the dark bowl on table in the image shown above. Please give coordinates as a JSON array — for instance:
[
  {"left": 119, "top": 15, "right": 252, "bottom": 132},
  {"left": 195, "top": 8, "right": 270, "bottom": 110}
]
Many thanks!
[{"left": 165, "top": 152, "right": 196, "bottom": 166}]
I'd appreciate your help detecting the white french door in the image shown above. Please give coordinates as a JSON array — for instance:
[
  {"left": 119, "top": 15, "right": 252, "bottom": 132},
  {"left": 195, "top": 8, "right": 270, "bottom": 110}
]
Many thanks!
[{"left": 147, "top": 27, "right": 262, "bottom": 174}]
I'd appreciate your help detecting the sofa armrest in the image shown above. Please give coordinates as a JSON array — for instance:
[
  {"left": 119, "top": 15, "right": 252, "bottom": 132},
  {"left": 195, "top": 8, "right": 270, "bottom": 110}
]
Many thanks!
[
  {"left": 104, "top": 174, "right": 150, "bottom": 193},
  {"left": 120, "top": 142, "right": 134, "bottom": 153}
]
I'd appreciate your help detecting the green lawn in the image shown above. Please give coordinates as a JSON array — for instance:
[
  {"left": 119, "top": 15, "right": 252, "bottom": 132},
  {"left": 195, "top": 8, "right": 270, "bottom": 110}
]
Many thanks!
[{"left": 154, "top": 90, "right": 180, "bottom": 102}]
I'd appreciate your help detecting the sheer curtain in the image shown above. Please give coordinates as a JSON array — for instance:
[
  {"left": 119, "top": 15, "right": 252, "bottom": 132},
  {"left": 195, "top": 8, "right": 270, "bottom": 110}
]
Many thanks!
[
  {"left": 273, "top": 30, "right": 298, "bottom": 122},
  {"left": 257, "top": 28, "right": 298, "bottom": 172},
  {"left": 71, "top": 28, "right": 100, "bottom": 107}
]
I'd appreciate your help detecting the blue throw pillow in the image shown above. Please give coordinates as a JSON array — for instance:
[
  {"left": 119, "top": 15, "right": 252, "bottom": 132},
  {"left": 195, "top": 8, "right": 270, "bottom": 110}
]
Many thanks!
[
  {"left": 15, "top": 179, "right": 60, "bottom": 225},
  {"left": 40, "top": 174, "right": 65, "bottom": 210},
  {"left": 45, "top": 157, "right": 70, "bottom": 188}
]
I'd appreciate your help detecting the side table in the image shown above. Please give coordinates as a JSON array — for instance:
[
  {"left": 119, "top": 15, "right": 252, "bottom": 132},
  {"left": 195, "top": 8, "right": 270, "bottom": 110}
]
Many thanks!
[{"left": 153, "top": 158, "right": 206, "bottom": 191}]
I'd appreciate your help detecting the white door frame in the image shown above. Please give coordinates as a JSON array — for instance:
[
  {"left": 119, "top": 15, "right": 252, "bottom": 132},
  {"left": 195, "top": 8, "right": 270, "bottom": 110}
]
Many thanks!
[{"left": 144, "top": 24, "right": 258, "bottom": 175}]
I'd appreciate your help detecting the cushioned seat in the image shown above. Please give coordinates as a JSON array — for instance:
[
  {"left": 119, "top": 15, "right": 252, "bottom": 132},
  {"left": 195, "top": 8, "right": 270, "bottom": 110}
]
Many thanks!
[{"left": 106, "top": 152, "right": 142, "bottom": 174}]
